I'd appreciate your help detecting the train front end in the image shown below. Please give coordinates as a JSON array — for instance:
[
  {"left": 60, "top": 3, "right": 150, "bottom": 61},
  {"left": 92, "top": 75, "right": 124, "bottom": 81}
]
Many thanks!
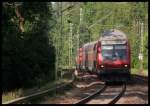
[{"left": 97, "top": 30, "right": 131, "bottom": 82}]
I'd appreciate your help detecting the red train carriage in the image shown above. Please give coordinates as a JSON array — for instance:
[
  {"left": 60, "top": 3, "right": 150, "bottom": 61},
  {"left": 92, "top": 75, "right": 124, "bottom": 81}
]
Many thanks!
[
  {"left": 81, "top": 43, "right": 89, "bottom": 71},
  {"left": 79, "top": 41, "right": 101, "bottom": 73},
  {"left": 83, "top": 41, "right": 98, "bottom": 73}
]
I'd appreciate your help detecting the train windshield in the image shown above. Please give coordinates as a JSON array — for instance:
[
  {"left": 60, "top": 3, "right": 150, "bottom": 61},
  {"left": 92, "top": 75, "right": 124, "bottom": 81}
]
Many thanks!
[
  {"left": 102, "top": 45, "right": 127, "bottom": 60},
  {"left": 114, "top": 45, "right": 127, "bottom": 59},
  {"left": 102, "top": 45, "right": 113, "bottom": 60}
]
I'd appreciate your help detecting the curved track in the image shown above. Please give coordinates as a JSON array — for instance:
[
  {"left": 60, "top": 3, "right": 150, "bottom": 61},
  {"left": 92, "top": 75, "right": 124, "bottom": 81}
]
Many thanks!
[
  {"left": 108, "top": 84, "right": 126, "bottom": 104},
  {"left": 75, "top": 84, "right": 107, "bottom": 104},
  {"left": 75, "top": 83, "right": 126, "bottom": 104},
  {"left": 3, "top": 72, "right": 75, "bottom": 104},
  {"left": 132, "top": 74, "right": 148, "bottom": 82}
]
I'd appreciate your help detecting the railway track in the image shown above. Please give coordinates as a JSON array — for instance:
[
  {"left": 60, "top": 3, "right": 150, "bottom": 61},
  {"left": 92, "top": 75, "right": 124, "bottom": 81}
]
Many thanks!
[
  {"left": 3, "top": 82, "right": 74, "bottom": 104},
  {"left": 2, "top": 70, "right": 96, "bottom": 104},
  {"left": 3, "top": 72, "right": 75, "bottom": 104},
  {"left": 75, "top": 83, "right": 126, "bottom": 104},
  {"left": 75, "top": 84, "right": 107, "bottom": 104},
  {"left": 108, "top": 84, "right": 126, "bottom": 104},
  {"left": 132, "top": 74, "right": 148, "bottom": 82},
  {"left": 4, "top": 70, "right": 130, "bottom": 104}
]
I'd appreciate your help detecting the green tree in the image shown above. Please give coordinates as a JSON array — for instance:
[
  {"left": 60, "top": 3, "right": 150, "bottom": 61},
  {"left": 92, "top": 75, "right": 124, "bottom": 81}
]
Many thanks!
[{"left": 2, "top": 2, "right": 56, "bottom": 92}]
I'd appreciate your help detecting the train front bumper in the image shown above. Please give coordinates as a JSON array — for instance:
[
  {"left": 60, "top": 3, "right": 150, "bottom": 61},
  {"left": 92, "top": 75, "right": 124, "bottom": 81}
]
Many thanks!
[{"left": 98, "top": 68, "right": 130, "bottom": 82}]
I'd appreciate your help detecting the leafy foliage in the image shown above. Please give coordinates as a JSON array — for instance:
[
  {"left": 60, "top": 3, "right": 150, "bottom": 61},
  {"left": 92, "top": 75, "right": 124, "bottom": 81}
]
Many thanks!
[{"left": 2, "top": 2, "right": 55, "bottom": 92}]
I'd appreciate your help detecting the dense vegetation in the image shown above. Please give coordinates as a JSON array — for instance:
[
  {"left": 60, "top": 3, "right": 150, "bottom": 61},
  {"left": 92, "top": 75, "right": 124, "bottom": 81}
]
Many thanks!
[
  {"left": 2, "top": 2, "right": 55, "bottom": 91},
  {"left": 2, "top": 2, "right": 148, "bottom": 92}
]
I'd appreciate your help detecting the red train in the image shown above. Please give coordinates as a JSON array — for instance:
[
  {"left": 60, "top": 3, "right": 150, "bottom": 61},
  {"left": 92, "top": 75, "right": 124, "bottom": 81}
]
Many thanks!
[{"left": 76, "top": 29, "right": 131, "bottom": 82}]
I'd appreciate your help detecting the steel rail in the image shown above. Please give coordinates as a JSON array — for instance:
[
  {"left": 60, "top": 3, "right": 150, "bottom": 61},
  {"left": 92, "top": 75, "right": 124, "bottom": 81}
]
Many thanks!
[
  {"left": 132, "top": 74, "right": 148, "bottom": 82},
  {"left": 134, "top": 76, "right": 148, "bottom": 82},
  {"left": 75, "top": 84, "right": 107, "bottom": 104},
  {"left": 108, "top": 83, "right": 126, "bottom": 104},
  {"left": 3, "top": 74, "right": 75, "bottom": 104}
]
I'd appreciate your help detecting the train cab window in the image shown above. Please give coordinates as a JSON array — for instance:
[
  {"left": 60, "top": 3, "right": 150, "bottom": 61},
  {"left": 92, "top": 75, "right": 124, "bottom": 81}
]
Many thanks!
[
  {"left": 102, "top": 45, "right": 127, "bottom": 60},
  {"left": 102, "top": 45, "right": 113, "bottom": 60},
  {"left": 114, "top": 45, "right": 127, "bottom": 59}
]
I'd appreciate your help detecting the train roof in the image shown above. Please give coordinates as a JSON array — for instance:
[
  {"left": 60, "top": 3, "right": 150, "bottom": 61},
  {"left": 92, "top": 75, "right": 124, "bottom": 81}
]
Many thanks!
[{"left": 100, "top": 29, "right": 127, "bottom": 41}]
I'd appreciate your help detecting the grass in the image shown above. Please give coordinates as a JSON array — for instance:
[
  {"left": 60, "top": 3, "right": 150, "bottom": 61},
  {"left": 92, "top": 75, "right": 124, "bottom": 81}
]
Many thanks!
[
  {"left": 2, "top": 78, "right": 72, "bottom": 103},
  {"left": 131, "top": 68, "right": 148, "bottom": 76}
]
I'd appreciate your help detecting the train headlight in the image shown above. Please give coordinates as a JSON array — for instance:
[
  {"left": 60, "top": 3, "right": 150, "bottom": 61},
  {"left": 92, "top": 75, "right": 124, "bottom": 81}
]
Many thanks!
[
  {"left": 124, "top": 65, "right": 128, "bottom": 67},
  {"left": 101, "top": 65, "right": 104, "bottom": 68}
]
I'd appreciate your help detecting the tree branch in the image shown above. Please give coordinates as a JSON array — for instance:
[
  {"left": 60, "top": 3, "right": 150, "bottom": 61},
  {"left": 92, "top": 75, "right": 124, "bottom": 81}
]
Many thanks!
[{"left": 15, "top": 5, "right": 24, "bottom": 32}]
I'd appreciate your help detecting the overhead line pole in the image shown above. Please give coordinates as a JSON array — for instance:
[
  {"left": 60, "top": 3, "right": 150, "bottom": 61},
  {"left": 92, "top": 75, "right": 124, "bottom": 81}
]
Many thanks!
[
  {"left": 140, "top": 22, "right": 144, "bottom": 71},
  {"left": 54, "top": 2, "right": 78, "bottom": 79},
  {"left": 77, "top": 7, "right": 83, "bottom": 50},
  {"left": 60, "top": 2, "right": 63, "bottom": 78}
]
